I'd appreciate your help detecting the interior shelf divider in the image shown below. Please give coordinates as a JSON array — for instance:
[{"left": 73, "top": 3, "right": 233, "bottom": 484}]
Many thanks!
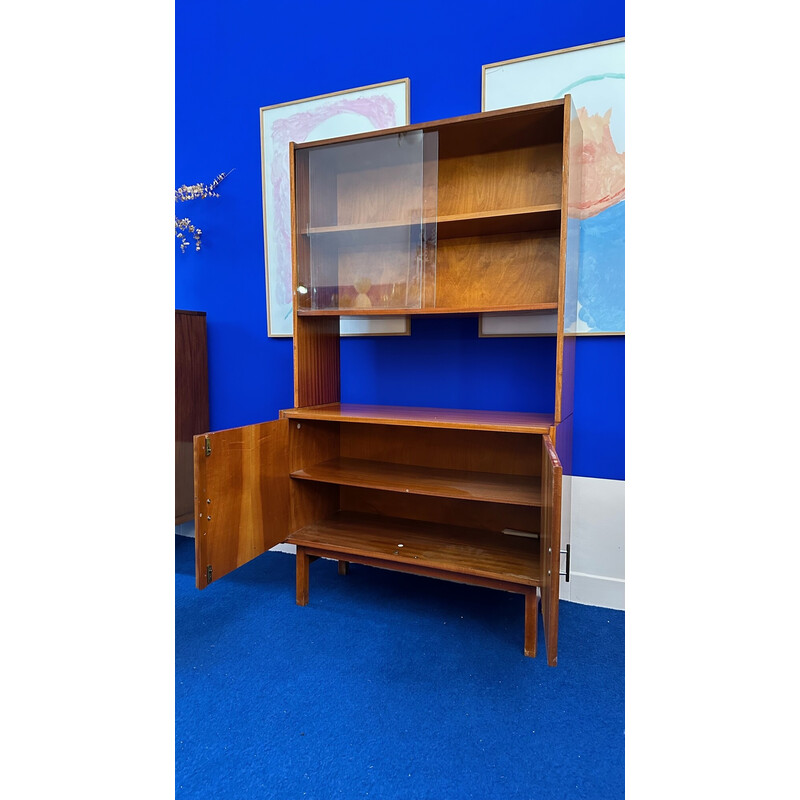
[{"left": 291, "top": 456, "right": 542, "bottom": 506}]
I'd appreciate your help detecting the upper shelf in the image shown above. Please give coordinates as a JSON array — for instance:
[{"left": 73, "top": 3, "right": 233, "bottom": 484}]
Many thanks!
[
  {"left": 302, "top": 204, "right": 561, "bottom": 240},
  {"left": 281, "top": 403, "right": 554, "bottom": 433}
]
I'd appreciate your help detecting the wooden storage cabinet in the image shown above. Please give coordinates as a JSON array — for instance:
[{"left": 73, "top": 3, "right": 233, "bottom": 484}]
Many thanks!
[
  {"left": 176, "top": 310, "right": 208, "bottom": 524},
  {"left": 194, "top": 98, "right": 582, "bottom": 665}
]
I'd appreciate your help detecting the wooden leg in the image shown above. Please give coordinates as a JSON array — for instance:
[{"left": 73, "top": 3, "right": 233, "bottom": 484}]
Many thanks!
[
  {"left": 524, "top": 589, "right": 538, "bottom": 657},
  {"left": 338, "top": 560, "right": 349, "bottom": 576},
  {"left": 296, "top": 546, "right": 309, "bottom": 606}
]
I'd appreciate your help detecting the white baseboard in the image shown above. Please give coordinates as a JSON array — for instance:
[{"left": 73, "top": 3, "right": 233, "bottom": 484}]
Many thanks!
[{"left": 566, "top": 571, "right": 625, "bottom": 610}]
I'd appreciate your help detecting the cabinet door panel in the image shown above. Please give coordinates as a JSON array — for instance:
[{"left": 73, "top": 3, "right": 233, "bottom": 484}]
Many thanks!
[
  {"left": 194, "top": 419, "right": 289, "bottom": 589},
  {"left": 540, "top": 434, "right": 562, "bottom": 666}
]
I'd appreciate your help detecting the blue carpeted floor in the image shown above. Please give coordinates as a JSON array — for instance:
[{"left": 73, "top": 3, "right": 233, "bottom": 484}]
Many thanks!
[{"left": 176, "top": 534, "right": 624, "bottom": 798}]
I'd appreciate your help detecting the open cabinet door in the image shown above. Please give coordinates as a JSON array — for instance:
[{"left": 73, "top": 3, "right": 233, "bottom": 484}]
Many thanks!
[
  {"left": 540, "top": 434, "right": 563, "bottom": 666},
  {"left": 194, "top": 419, "right": 290, "bottom": 589}
]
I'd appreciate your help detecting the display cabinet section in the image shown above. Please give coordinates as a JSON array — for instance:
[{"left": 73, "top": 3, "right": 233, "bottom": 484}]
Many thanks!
[
  {"left": 293, "top": 101, "right": 569, "bottom": 316},
  {"left": 295, "top": 130, "right": 436, "bottom": 312}
]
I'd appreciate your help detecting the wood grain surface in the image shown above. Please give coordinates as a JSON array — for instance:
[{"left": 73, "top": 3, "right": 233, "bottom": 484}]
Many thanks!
[
  {"left": 291, "top": 457, "right": 543, "bottom": 506},
  {"left": 286, "top": 510, "right": 541, "bottom": 586},
  {"left": 283, "top": 403, "right": 554, "bottom": 433}
]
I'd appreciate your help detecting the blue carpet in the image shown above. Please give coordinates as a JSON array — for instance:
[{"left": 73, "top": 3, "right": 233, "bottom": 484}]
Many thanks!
[{"left": 176, "top": 535, "right": 624, "bottom": 798}]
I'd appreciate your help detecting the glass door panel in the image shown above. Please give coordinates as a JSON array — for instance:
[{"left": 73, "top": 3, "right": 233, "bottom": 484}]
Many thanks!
[{"left": 299, "top": 130, "right": 437, "bottom": 312}]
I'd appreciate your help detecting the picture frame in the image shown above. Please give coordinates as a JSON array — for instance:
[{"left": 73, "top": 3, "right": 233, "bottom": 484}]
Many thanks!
[
  {"left": 260, "top": 78, "right": 411, "bottom": 337},
  {"left": 482, "top": 38, "right": 625, "bottom": 336}
]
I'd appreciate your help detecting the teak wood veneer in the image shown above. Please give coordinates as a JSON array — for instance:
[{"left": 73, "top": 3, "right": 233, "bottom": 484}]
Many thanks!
[{"left": 194, "top": 98, "right": 582, "bottom": 665}]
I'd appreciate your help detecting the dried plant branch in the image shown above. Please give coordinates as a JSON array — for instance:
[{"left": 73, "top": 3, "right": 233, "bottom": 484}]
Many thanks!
[{"left": 175, "top": 170, "right": 233, "bottom": 253}]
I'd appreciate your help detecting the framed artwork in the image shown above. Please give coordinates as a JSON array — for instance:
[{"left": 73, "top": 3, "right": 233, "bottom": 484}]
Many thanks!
[
  {"left": 482, "top": 38, "right": 625, "bottom": 335},
  {"left": 260, "top": 78, "right": 411, "bottom": 337}
]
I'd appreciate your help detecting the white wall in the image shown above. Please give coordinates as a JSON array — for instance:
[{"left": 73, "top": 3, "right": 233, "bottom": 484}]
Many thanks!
[{"left": 560, "top": 476, "right": 625, "bottom": 610}]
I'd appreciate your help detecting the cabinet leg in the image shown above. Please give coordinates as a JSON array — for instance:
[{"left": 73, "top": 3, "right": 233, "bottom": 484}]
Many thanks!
[
  {"left": 338, "top": 560, "right": 349, "bottom": 576},
  {"left": 524, "top": 589, "right": 538, "bottom": 657},
  {"left": 296, "top": 546, "right": 309, "bottom": 606}
]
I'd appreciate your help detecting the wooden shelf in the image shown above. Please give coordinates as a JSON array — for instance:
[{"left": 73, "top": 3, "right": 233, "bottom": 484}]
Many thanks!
[
  {"left": 286, "top": 511, "right": 541, "bottom": 587},
  {"left": 296, "top": 303, "right": 558, "bottom": 317},
  {"left": 291, "top": 457, "right": 542, "bottom": 506},
  {"left": 302, "top": 204, "right": 561, "bottom": 240},
  {"left": 282, "top": 403, "right": 555, "bottom": 433},
  {"left": 436, "top": 205, "right": 561, "bottom": 239},
  {"left": 304, "top": 220, "right": 417, "bottom": 235}
]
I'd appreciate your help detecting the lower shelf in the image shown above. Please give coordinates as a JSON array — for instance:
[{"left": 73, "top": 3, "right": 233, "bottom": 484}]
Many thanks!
[{"left": 285, "top": 511, "right": 541, "bottom": 588}]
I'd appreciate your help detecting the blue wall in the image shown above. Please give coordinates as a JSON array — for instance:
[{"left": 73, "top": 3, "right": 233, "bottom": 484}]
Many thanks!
[{"left": 175, "top": 0, "right": 625, "bottom": 481}]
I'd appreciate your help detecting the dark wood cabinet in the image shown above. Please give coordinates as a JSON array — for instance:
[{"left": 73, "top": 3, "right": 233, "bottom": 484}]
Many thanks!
[
  {"left": 193, "top": 98, "right": 582, "bottom": 664},
  {"left": 176, "top": 310, "right": 208, "bottom": 524}
]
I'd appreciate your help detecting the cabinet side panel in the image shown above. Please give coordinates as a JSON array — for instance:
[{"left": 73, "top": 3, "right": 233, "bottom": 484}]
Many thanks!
[
  {"left": 555, "top": 96, "right": 583, "bottom": 422},
  {"left": 554, "top": 413, "right": 573, "bottom": 477},
  {"left": 293, "top": 316, "right": 341, "bottom": 407},
  {"left": 540, "top": 434, "right": 562, "bottom": 666},
  {"left": 560, "top": 336, "right": 576, "bottom": 422},
  {"left": 293, "top": 140, "right": 341, "bottom": 405}
]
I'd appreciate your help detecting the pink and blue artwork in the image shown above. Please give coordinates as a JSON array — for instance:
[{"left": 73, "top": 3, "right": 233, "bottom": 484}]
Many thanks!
[
  {"left": 261, "top": 80, "right": 409, "bottom": 337},
  {"left": 484, "top": 39, "right": 625, "bottom": 334}
]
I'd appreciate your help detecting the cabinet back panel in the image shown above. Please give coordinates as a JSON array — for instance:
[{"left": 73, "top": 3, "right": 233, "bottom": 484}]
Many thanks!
[
  {"left": 436, "top": 108, "right": 563, "bottom": 158},
  {"left": 288, "top": 419, "right": 340, "bottom": 471},
  {"left": 340, "top": 486, "right": 540, "bottom": 534},
  {"left": 336, "top": 165, "right": 423, "bottom": 226},
  {"left": 437, "top": 143, "right": 563, "bottom": 216},
  {"left": 290, "top": 482, "right": 340, "bottom": 535},
  {"left": 340, "top": 423, "right": 541, "bottom": 477},
  {"left": 435, "top": 233, "right": 560, "bottom": 309}
]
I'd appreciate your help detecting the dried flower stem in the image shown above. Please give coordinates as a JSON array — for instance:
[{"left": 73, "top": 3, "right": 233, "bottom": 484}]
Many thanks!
[{"left": 175, "top": 169, "right": 233, "bottom": 253}]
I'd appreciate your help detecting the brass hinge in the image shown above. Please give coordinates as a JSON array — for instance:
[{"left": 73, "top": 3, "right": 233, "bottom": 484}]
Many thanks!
[
  {"left": 206, "top": 565, "right": 212, "bottom": 584},
  {"left": 204, "top": 436, "right": 212, "bottom": 456}
]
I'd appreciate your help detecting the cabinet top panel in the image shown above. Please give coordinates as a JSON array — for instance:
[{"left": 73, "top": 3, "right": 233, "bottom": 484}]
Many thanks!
[
  {"left": 292, "top": 97, "right": 567, "bottom": 152},
  {"left": 282, "top": 403, "right": 554, "bottom": 433}
]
